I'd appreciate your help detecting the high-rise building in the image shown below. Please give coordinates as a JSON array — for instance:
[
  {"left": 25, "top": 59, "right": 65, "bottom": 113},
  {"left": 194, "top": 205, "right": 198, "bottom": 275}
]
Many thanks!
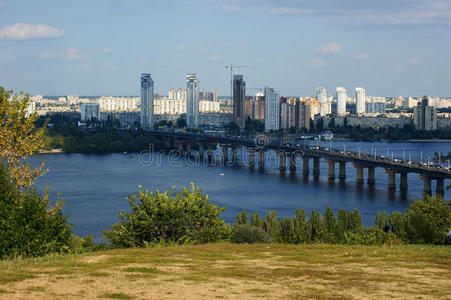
[
  {"left": 140, "top": 73, "right": 154, "bottom": 128},
  {"left": 186, "top": 74, "right": 200, "bottom": 129},
  {"left": 316, "top": 87, "right": 330, "bottom": 116},
  {"left": 264, "top": 87, "right": 280, "bottom": 131},
  {"left": 80, "top": 103, "right": 100, "bottom": 122},
  {"left": 355, "top": 87, "right": 366, "bottom": 114},
  {"left": 413, "top": 98, "right": 437, "bottom": 131},
  {"left": 254, "top": 90, "right": 265, "bottom": 120},
  {"left": 336, "top": 87, "right": 347, "bottom": 115},
  {"left": 233, "top": 75, "right": 246, "bottom": 128},
  {"left": 295, "top": 100, "right": 311, "bottom": 130}
]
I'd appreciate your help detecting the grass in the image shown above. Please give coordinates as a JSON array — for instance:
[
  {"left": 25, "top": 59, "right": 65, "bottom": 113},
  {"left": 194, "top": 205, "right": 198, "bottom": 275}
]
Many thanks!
[{"left": 0, "top": 243, "right": 449, "bottom": 299}]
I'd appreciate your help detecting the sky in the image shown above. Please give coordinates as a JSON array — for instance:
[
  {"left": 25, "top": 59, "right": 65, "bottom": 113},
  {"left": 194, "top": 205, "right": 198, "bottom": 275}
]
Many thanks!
[{"left": 0, "top": 0, "right": 450, "bottom": 97}]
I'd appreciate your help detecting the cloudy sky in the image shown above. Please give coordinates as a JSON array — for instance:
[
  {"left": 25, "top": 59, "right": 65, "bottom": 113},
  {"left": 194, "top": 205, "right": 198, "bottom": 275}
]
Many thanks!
[{"left": 0, "top": 0, "right": 450, "bottom": 97}]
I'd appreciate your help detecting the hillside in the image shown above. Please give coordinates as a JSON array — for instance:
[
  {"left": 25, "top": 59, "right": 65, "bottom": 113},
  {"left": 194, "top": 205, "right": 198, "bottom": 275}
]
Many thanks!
[{"left": 0, "top": 243, "right": 450, "bottom": 299}]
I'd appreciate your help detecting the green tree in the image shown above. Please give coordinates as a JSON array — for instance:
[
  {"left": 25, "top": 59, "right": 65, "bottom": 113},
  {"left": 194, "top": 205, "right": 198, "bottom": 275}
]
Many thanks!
[
  {"left": 0, "top": 167, "right": 72, "bottom": 259},
  {"left": 280, "top": 218, "right": 296, "bottom": 244},
  {"left": 405, "top": 195, "right": 451, "bottom": 244},
  {"left": 251, "top": 212, "right": 264, "bottom": 228},
  {"left": 390, "top": 211, "right": 407, "bottom": 241},
  {"left": 264, "top": 210, "right": 280, "bottom": 242},
  {"left": 0, "top": 88, "right": 47, "bottom": 189},
  {"left": 236, "top": 211, "right": 248, "bottom": 225},
  {"left": 103, "top": 183, "right": 231, "bottom": 248},
  {"left": 293, "top": 208, "right": 307, "bottom": 243},
  {"left": 323, "top": 206, "right": 337, "bottom": 243},
  {"left": 375, "top": 212, "right": 390, "bottom": 232}
]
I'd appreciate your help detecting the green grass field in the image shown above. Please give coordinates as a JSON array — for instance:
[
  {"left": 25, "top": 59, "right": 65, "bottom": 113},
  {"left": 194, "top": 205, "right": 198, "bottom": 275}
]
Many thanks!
[{"left": 0, "top": 243, "right": 450, "bottom": 299}]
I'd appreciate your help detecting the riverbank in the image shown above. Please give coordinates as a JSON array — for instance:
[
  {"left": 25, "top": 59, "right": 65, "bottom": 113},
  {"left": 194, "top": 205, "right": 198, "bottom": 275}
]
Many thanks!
[
  {"left": 38, "top": 149, "right": 64, "bottom": 154},
  {"left": 0, "top": 243, "right": 449, "bottom": 299}
]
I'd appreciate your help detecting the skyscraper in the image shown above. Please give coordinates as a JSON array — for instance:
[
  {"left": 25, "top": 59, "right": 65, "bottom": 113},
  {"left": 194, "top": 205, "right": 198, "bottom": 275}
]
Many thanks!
[
  {"left": 186, "top": 74, "right": 200, "bottom": 129},
  {"left": 413, "top": 97, "right": 437, "bottom": 131},
  {"left": 264, "top": 87, "right": 280, "bottom": 132},
  {"left": 140, "top": 73, "right": 154, "bottom": 128},
  {"left": 233, "top": 74, "right": 246, "bottom": 129},
  {"left": 355, "top": 87, "right": 366, "bottom": 114},
  {"left": 316, "top": 87, "right": 330, "bottom": 116},
  {"left": 336, "top": 87, "right": 347, "bottom": 115}
]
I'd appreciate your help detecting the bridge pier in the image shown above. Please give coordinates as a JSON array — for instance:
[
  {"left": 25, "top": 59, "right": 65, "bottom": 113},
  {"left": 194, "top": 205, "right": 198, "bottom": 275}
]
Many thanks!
[
  {"left": 354, "top": 164, "right": 364, "bottom": 185},
  {"left": 289, "top": 153, "right": 296, "bottom": 174},
  {"left": 258, "top": 150, "right": 265, "bottom": 170},
  {"left": 198, "top": 143, "right": 205, "bottom": 159},
  {"left": 367, "top": 167, "right": 375, "bottom": 185},
  {"left": 231, "top": 146, "right": 238, "bottom": 166},
  {"left": 278, "top": 152, "right": 286, "bottom": 173},
  {"left": 164, "top": 139, "right": 171, "bottom": 149},
  {"left": 422, "top": 175, "right": 432, "bottom": 196},
  {"left": 312, "top": 157, "right": 320, "bottom": 179},
  {"left": 222, "top": 146, "right": 228, "bottom": 165},
  {"left": 302, "top": 156, "right": 310, "bottom": 178},
  {"left": 339, "top": 161, "right": 346, "bottom": 182},
  {"left": 436, "top": 178, "right": 444, "bottom": 196},
  {"left": 400, "top": 172, "right": 408, "bottom": 191},
  {"left": 177, "top": 141, "right": 184, "bottom": 153},
  {"left": 206, "top": 147, "right": 215, "bottom": 166},
  {"left": 248, "top": 149, "right": 255, "bottom": 168},
  {"left": 326, "top": 160, "right": 335, "bottom": 182},
  {"left": 385, "top": 169, "right": 396, "bottom": 190}
]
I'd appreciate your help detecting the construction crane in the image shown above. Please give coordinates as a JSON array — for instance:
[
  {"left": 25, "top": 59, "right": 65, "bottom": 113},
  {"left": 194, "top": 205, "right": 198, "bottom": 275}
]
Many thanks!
[{"left": 225, "top": 65, "right": 248, "bottom": 100}]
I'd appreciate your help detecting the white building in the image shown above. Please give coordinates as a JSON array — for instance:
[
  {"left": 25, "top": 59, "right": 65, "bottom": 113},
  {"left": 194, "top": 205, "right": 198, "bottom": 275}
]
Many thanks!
[
  {"left": 355, "top": 87, "right": 366, "bottom": 114},
  {"left": 186, "top": 74, "right": 200, "bottom": 129},
  {"left": 81, "top": 103, "right": 100, "bottom": 122},
  {"left": 140, "top": 73, "right": 154, "bottom": 128},
  {"left": 264, "top": 87, "right": 280, "bottom": 131},
  {"left": 316, "top": 87, "right": 331, "bottom": 116},
  {"left": 336, "top": 87, "right": 347, "bottom": 115},
  {"left": 98, "top": 96, "right": 140, "bottom": 112},
  {"left": 67, "top": 95, "right": 79, "bottom": 105}
]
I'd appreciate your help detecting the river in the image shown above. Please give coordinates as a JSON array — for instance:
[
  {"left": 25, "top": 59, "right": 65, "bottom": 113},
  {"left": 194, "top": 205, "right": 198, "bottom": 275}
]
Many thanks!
[{"left": 30, "top": 140, "right": 451, "bottom": 242}]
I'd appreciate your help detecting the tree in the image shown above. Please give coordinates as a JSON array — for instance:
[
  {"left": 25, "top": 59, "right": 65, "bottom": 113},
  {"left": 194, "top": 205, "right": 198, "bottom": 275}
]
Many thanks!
[
  {"left": 323, "top": 206, "right": 337, "bottom": 243},
  {"left": 293, "top": 208, "right": 307, "bottom": 243},
  {"left": 405, "top": 195, "right": 451, "bottom": 244},
  {"left": 0, "top": 88, "right": 47, "bottom": 189},
  {"left": 103, "top": 183, "right": 231, "bottom": 248}
]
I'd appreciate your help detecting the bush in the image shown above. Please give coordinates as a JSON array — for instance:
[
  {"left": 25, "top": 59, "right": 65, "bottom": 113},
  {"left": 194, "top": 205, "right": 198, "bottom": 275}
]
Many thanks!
[
  {"left": 231, "top": 223, "right": 272, "bottom": 244},
  {"left": 103, "top": 183, "right": 231, "bottom": 248},
  {"left": 0, "top": 167, "right": 73, "bottom": 259},
  {"left": 344, "top": 227, "right": 402, "bottom": 246},
  {"left": 405, "top": 195, "right": 451, "bottom": 244}
]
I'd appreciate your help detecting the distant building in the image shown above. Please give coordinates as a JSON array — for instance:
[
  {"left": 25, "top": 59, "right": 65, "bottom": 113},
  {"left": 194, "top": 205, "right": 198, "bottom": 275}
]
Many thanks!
[
  {"left": 140, "top": 73, "right": 154, "bottom": 128},
  {"left": 355, "top": 87, "right": 366, "bottom": 114},
  {"left": 413, "top": 98, "right": 437, "bottom": 130},
  {"left": 233, "top": 75, "right": 246, "bottom": 128},
  {"left": 254, "top": 90, "right": 265, "bottom": 120},
  {"left": 295, "top": 100, "right": 311, "bottom": 130},
  {"left": 80, "top": 103, "right": 100, "bottom": 122},
  {"left": 264, "top": 87, "right": 280, "bottom": 131},
  {"left": 186, "top": 74, "right": 200, "bottom": 129},
  {"left": 67, "top": 95, "right": 79, "bottom": 105},
  {"left": 316, "top": 87, "right": 330, "bottom": 116},
  {"left": 336, "top": 87, "right": 347, "bottom": 115}
]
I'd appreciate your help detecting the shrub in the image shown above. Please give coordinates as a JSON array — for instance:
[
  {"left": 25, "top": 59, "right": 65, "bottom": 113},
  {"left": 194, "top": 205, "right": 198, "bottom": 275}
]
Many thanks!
[
  {"left": 103, "top": 183, "right": 231, "bottom": 248},
  {"left": 231, "top": 223, "right": 272, "bottom": 244},
  {"left": 344, "top": 227, "right": 402, "bottom": 246},
  {"left": 0, "top": 167, "right": 73, "bottom": 259},
  {"left": 405, "top": 195, "right": 451, "bottom": 244}
]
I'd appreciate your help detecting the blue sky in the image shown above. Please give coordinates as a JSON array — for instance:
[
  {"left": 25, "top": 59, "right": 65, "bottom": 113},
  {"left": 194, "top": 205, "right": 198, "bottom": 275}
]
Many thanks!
[{"left": 0, "top": 0, "right": 450, "bottom": 97}]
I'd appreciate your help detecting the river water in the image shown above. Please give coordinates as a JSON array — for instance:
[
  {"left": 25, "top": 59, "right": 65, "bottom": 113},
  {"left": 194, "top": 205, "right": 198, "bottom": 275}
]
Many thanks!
[{"left": 30, "top": 140, "right": 451, "bottom": 242}]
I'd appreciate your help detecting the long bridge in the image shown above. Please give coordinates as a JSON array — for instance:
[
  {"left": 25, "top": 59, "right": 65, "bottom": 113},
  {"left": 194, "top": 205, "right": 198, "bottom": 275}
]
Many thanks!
[{"left": 147, "top": 130, "right": 451, "bottom": 196}]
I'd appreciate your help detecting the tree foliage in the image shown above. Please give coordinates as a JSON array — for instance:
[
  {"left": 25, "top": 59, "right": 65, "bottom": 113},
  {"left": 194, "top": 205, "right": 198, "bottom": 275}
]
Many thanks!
[
  {"left": 103, "top": 183, "right": 231, "bottom": 248},
  {"left": 0, "top": 87, "right": 47, "bottom": 188}
]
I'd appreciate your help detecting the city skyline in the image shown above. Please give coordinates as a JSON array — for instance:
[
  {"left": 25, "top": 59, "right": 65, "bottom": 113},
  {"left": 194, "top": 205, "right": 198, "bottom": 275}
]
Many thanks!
[{"left": 0, "top": 0, "right": 450, "bottom": 97}]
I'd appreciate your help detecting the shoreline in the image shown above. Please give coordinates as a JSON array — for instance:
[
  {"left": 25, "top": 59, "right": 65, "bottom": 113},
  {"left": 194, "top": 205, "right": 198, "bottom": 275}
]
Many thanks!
[{"left": 38, "top": 149, "right": 64, "bottom": 154}]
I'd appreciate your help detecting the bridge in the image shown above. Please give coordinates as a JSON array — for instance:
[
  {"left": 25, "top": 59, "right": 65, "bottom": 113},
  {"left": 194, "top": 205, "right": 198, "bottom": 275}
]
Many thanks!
[{"left": 147, "top": 130, "right": 451, "bottom": 196}]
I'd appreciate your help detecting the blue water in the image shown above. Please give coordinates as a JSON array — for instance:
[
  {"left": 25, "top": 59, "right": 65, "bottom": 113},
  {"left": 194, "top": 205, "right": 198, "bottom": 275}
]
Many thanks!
[{"left": 30, "top": 141, "right": 451, "bottom": 242}]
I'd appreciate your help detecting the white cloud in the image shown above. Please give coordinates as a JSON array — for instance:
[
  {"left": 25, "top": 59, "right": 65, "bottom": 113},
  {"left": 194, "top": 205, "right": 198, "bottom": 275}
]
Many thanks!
[
  {"left": 268, "top": 7, "right": 317, "bottom": 16},
  {"left": 0, "top": 23, "right": 64, "bottom": 40},
  {"left": 309, "top": 58, "right": 325, "bottom": 67},
  {"left": 408, "top": 58, "right": 418, "bottom": 64},
  {"left": 222, "top": 4, "right": 240, "bottom": 13},
  {"left": 0, "top": 3, "right": 5, "bottom": 8},
  {"left": 66, "top": 48, "right": 84, "bottom": 60},
  {"left": 103, "top": 48, "right": 113, "bottom": 54},
  {"left": 317, "top": 42, "right": 343, "bottom": 54},
  {"left": 354, "top": 54, "right": 369, "bottom": 59},
  {"left": 224, "top": 42, "right": 232, "bottom": 46},
  {"left": 37, "top": 48, "right": 85, "bottom": 60},
  {"left": 209, "top": 54, "right": 220, "bottom": 61}
]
